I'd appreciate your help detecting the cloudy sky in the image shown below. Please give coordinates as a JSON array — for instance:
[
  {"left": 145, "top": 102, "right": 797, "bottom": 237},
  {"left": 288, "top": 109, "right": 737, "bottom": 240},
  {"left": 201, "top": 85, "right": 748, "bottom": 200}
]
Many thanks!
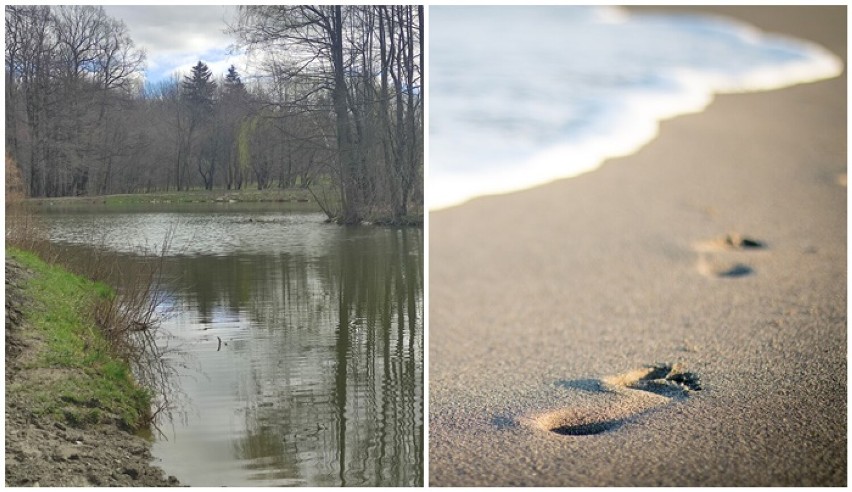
[{"left": 102, "top": 5, "right": 249, "bottom": 85}]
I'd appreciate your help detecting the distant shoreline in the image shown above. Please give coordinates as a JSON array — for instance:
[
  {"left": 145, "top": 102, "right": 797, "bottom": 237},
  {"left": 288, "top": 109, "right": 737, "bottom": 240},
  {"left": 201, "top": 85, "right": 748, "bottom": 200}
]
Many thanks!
[{"left": 20, "top": 188, "right": 424, "bottom": 226}]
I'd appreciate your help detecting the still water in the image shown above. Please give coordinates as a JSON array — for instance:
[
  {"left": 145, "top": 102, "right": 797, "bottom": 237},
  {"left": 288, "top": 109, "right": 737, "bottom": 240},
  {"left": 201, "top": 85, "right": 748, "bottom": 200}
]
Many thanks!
[{"left": 40, "top": 207, "right": 423, "bottom": 486}]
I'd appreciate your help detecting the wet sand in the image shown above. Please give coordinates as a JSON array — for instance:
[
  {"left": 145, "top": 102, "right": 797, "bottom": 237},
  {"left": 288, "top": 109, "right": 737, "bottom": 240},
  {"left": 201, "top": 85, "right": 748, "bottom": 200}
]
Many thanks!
[{"left": 428, "top": 6, "right": 846, "bottom": 486}]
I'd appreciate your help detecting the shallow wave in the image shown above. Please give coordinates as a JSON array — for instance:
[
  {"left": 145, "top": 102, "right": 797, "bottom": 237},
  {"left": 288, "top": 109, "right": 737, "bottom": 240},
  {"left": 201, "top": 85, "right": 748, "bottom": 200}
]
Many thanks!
[{"left": 429, "top": 6, "right": 843, "bottom": 210}]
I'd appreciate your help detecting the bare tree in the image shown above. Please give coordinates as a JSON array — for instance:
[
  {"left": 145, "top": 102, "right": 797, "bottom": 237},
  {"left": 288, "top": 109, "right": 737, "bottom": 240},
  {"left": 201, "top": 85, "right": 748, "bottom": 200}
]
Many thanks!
[
  {"left": 234, "top": 5, "right": 423, "bottom": 224},
  {"left": 5, "top": 5, "right": 144, "bottom": 197},
  {"left": 5, "top": 4, "right": 421, "bottom": 218}
]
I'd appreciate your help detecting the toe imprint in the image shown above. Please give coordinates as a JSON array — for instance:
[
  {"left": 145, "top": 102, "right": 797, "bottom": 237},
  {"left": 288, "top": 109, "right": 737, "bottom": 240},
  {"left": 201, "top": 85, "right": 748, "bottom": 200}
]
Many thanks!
[
  {"left": 524, "top": 363, "right": 701, "bottom": 437},
  {"left": 693, "top": 233, "right": 766, "bottom": 278}
]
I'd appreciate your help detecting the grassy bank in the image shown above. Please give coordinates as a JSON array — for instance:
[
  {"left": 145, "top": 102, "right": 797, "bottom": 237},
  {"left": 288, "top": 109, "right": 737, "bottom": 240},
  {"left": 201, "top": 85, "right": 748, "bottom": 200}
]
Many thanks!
[
  {"left": 24, "top": 187, "right": 321, "bottom": 209},
  {"left": 20, "top": 187, "right": 424, "bottom": 225},
  {"left": 6, "top": 247, "right": 151, "bottom": 431}
]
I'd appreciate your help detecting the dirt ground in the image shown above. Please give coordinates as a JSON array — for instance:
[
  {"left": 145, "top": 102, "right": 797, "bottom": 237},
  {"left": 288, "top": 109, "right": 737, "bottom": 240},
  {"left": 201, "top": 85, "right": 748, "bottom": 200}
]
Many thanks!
[{"left": 5, "top": 258, "right": 180, "bottom": 487}]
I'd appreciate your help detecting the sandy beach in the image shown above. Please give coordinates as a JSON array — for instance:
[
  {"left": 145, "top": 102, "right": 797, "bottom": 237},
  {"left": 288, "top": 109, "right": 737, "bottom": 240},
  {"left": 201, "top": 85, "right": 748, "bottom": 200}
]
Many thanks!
[{"left": 428, "top": 6, "right": 846, "bottom": 487}]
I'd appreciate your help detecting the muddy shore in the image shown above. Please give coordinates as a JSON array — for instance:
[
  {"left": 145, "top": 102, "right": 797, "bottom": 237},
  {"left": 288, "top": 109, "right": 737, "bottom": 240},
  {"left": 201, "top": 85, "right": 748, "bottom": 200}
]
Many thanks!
[{"left": 5, "top": 258, "right": 179, "bottom": 487}]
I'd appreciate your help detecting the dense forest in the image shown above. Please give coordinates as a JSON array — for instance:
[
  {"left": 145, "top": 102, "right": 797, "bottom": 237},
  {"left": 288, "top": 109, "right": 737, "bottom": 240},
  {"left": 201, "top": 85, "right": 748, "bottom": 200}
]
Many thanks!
[{"left": 5, "top": 5, "right": 423, "bottom": 224}]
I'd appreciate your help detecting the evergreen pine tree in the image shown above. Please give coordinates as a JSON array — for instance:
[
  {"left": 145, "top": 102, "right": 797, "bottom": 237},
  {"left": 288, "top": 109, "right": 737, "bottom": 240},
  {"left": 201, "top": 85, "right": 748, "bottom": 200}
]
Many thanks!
[
  {"left": 223, "top": 65, "right": 247, "bottom": 100},
  {"left": 182, "top": 60, "right": 217, "bottom": 112}
]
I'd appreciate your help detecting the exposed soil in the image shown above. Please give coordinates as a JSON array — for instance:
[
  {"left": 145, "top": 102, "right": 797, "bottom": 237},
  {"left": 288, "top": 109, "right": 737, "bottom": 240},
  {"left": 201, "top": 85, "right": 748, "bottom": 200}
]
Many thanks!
[{"left": 5, "top": 259, "right": 180, "bottom": 487}]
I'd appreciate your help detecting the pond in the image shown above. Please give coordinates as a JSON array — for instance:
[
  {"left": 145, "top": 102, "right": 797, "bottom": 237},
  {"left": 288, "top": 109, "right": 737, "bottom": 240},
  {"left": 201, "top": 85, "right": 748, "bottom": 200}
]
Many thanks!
[{"left": 39, "top": 206, "right": 424, "bottom": 487}]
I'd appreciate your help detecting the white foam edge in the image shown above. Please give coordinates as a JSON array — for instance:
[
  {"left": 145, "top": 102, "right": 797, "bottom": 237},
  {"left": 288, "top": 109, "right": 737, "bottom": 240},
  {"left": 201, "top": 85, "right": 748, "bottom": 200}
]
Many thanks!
[{"left": 429, "top": 35, "right": 843, "bottom": 211}]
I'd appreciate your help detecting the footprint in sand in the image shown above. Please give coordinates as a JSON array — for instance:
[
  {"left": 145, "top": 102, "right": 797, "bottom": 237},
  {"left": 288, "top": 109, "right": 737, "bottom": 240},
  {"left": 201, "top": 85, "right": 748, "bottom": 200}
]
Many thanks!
[
  {"left": 522, "top": 363, "right": 701, "bottom": 436},
  {"left": 693, "top": 233, "right": 766, "bottom": 278}
]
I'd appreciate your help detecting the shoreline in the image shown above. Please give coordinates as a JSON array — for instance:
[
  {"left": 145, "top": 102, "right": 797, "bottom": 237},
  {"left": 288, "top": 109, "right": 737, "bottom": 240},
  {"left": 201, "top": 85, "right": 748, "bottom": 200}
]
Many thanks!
[
  {"left": 429, "top": 6, "right": 845, "bottom": 486},
  {"left": 22, "top": 189, "right": 424, "bottom": 226},
  {"left": 5, "top": 251, "right": 179, "bottom": 487},
  {"left": 429, "top": 5, "right": 843, "bottom": 211}
]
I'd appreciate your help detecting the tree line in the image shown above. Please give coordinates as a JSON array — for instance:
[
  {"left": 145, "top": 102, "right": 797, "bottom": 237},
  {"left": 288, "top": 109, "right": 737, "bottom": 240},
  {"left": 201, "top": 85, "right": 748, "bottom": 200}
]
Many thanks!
[{"left": 5, "top": 5, "right": 423, "bottom": 224}]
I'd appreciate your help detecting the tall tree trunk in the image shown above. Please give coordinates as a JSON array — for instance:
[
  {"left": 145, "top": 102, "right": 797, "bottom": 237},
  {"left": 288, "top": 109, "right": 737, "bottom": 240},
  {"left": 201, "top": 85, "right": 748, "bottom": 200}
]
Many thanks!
[{"left": 330, "top": 6, "right": 360, "bottom": 224}]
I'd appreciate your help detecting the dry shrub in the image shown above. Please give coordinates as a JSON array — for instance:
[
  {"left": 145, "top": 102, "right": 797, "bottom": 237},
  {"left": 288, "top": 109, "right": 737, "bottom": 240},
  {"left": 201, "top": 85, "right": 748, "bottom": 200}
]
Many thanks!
[
  {"left": 5, "top": 153, "right": 25, "bottom": 205},
  {"left": 40, "top": 230, "right": 184, "bottom": 431},
  {"left": 5, "top": 155, "right": 48, "bottom": 254},
  {"left": 86, "top": 229, "right": 184, "bottom": 429},
  {"left": 5, "top": 177, "right": 183, "bottom": 431}
]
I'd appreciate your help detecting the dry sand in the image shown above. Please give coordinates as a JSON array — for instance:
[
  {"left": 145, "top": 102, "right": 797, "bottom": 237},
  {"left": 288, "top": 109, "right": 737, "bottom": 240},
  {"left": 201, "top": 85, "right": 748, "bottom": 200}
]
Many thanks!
[{"left": 428, "top": 6, "right": 846, "bottom": 486}]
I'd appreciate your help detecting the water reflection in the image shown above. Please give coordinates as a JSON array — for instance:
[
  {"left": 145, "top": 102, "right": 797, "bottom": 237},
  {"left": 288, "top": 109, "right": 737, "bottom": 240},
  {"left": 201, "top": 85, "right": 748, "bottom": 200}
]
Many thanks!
[
  {"left": 40, "top": 210, "right": 423, "bottom": 487},
  {"left": 156, "top": 228, "right": 422, "bottom": 486}
]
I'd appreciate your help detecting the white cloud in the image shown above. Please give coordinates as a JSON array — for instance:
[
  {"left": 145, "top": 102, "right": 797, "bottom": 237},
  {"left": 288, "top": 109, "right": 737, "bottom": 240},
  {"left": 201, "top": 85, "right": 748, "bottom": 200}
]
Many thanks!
[
  {"left": 156, "top": 51, "right": 251, "bottom": 84},
  {"left": 102, "top": 5, "right": 243, "bottom": 83}
]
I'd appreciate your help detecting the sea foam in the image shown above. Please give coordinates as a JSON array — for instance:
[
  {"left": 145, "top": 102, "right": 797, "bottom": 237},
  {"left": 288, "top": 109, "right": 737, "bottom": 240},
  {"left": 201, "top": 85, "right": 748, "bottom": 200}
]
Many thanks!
[{"left": 429, "top": 6, "right": 843, "bottom": 210}]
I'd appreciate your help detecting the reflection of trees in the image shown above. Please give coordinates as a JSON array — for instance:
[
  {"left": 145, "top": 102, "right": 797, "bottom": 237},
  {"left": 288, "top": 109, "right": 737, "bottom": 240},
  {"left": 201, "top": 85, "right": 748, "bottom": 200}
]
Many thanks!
[
  {"left": 331, "top": 227, "right": 424, "bottom": 486},
  {"left": 169, "top": 227, "right": 423, "bottom": 486},
  {"left": 231, "top": 418, "right": 302, "bottom": 485}
]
